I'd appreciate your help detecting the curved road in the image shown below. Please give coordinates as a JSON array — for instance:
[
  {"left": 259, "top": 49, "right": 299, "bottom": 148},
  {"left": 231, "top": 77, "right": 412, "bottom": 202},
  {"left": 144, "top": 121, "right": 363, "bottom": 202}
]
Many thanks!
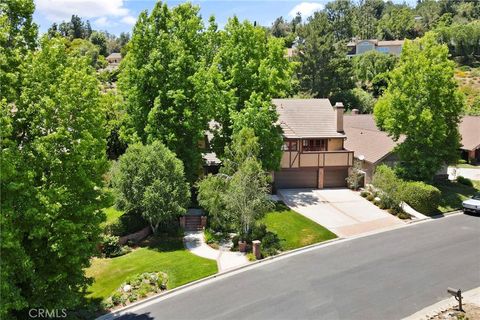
[{"left": 111, "top": 214, "right": 480, "bottom": 320}]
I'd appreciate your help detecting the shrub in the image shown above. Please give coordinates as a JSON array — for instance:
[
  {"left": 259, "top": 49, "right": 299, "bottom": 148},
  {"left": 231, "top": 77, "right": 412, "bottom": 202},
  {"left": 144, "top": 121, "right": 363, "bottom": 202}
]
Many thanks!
[
  {"left": 400, "top": 181, "right": 441, "bottom": 215},
  {"left": 373, "top": 199, "right": 380, "bottom": 206},
  {"left": 372, "top": 165, "right": 402, "bottom": 211},
  {"left": 360, "top": 191, "right": 369, "bottom": 197},
  {"left": 366, "top": 194, "right": 374, "bottom": 201},
  {"left": 457, "top": 176, "right": 474, "bottom": 187},
  {"left": 104, "top": 211, "right": 149, "bottom": 236},
  {"left": 101, "top": 235, "right": 122, "bottom": 258},
  {"left": 111, "top": 291, "right": 125, "bottom": 306},
  {"left": 246, "top": 253, "right": 256, "bottom": 261}
]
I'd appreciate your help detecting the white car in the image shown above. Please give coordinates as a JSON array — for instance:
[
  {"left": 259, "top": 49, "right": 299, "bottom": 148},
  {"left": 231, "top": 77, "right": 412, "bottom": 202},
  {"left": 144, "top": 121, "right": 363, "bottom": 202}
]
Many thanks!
[{"left": 462, "top": 194, "right": 480, "bottom": 214}]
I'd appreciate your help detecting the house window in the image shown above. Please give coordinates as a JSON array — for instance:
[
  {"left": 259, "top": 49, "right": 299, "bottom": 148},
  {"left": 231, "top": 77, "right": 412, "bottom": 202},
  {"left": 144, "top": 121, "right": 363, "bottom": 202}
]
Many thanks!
[
  {"left": 282, "top": 140, "right": 297, "bottom": 151},
  {"left": 302, "top": 139, "right": 327, "bottom": 152}
]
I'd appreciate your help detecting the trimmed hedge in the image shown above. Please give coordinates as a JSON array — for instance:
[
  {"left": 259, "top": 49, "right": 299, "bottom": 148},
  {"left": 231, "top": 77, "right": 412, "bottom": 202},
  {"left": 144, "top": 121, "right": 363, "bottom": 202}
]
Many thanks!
[
  {"left": 457, "top": 176, "right": 474, "bottom": 187},
  {"left": 400, "top": 181, "right": 441, "bottom": 215}
]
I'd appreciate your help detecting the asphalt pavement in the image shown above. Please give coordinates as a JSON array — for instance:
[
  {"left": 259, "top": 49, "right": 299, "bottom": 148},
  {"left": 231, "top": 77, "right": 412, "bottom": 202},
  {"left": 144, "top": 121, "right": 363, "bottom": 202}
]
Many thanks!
[{"left": 110, "top": 214, "right": 480, "bottom": 320}]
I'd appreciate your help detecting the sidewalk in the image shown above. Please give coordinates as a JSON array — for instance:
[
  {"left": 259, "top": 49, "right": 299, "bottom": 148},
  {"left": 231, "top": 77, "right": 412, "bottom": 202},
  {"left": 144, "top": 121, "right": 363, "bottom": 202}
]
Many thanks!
[
  {"left": 403, "top": 287, "right": 480, "bottom": 320},
  {"left": 184, "top": 231, "right": 249, "bottom": 272}
]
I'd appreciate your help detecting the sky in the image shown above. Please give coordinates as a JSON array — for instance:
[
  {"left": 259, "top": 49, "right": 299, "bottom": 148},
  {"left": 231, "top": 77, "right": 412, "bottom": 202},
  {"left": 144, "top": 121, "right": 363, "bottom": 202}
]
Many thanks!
[{"left": 33, "top": 0, "right": 417, "bottom": 36}]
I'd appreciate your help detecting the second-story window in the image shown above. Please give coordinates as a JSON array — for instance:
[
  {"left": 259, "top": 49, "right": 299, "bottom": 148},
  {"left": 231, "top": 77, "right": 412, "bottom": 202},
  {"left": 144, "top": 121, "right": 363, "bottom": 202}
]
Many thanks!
[
  {"left": 282, "top": 140, "right": 298, "bottom": 151},
  {"left": 302, "top": 139, "right": 327, "bottom": 152}
]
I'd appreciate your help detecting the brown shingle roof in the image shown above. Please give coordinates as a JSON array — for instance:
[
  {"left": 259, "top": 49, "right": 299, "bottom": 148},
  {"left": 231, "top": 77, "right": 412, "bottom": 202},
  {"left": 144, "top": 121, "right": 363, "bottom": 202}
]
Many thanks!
[
  {"left": 344, "top": 115, "right": 401, "bottom": 164},
  {"left": 273, "top": 99, "right": 345, "bottom": 139},
  {"left": 460, "top": 116, "right": 480, "bottom": 150}
]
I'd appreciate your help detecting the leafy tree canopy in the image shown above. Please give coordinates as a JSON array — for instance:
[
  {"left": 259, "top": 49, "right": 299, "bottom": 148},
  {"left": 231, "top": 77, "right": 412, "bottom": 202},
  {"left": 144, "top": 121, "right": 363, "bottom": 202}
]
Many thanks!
[
  {"left": 112, "top": 141, "right": 190, "bottom": 233},
  {"left": 374, "top": 33, "right": 464, "bottom": 181},
  {"left": 1, "top": 36, "right": 108, "bottom": 317}
]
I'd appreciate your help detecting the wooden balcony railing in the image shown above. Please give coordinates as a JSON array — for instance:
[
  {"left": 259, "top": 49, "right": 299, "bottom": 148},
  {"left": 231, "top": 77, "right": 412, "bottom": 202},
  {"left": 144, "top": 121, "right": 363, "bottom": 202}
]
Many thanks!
[{"left": 281, "top": 150, "right": 354, "bottom": 169}]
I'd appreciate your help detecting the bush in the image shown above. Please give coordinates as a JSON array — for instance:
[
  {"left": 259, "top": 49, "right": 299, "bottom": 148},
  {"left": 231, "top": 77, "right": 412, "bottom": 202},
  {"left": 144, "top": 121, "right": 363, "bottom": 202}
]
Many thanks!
[
  {"left": 246, "top": 253, "right": 256, "bottom": 261},
  {"left": 400, "top": 181, "right": 441, "bottom": 215},
  {"left": 360, "top": 191, "right": 369, "bottom": 197},
  {"left": 104, "top": 211, "right": 149, "bottom": 236},
  {"left": 366, "top": 194, "right": 374, "bottom": 201},
  {"left": 101, "top": 235, "right": 122, "bottom": 258},
  {"left": 457, "top": 176, "right": 474, "bottom": 187}
]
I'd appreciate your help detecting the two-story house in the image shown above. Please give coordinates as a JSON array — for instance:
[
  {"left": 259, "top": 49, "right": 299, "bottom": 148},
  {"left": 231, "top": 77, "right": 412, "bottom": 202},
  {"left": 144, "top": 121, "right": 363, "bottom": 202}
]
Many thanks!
[{"left": 272, "top": 99, "right": 354, "bottom": 190}]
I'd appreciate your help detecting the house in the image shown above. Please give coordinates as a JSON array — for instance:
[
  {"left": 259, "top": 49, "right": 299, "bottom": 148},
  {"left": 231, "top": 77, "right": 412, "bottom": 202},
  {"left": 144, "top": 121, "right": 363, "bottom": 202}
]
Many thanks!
[
  {"left": 272, "top": 99, "right": 354, "bottom": 189},
  {"left": 344, "top": 113, "right": 480, "bottom": 183},
  {"left": 459, "top": 116, "right": 480, "bottom": 163},
  {"left": 106, "top": 52, "right": 122, "bottom": 64},
  {"left": 347, "top": 39, "right": 404, "bottom": 57},
  {"left": 343, "top": 113, "right": 401, "bottom": 184}
]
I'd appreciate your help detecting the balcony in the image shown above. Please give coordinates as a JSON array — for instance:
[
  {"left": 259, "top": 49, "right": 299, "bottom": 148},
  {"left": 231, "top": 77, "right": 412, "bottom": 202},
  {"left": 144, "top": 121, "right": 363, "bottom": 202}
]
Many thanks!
[{"left": 281, "top": 150, "right": 354, "bottom": 169}]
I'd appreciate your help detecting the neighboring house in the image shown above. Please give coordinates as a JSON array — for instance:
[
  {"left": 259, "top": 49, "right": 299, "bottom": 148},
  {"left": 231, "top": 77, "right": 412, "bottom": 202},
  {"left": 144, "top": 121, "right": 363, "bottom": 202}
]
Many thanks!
[
  {"left": 106, "top": 52, "right": 122, "bottom": 64},
  {"left": 344, "top": 113, "right": 479, "bottom": 183},
  {"left": 459, "top": 116, "right": 480, "bottom": 163},
  {"left": 343, "top": 114, "right": 401, "bottom": 184},
  {"left": 272, "top": 99, "right": 354, "bottom": 189},
  {"left": 347, "top": 39, "right": 404, "bottom": 57}
]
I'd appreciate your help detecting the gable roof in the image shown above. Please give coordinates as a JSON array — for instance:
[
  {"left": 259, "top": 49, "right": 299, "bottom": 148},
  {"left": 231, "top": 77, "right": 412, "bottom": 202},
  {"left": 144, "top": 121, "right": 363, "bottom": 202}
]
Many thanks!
[
  {"left": 343, "top": 115, "right": 401, "bottom": 164},
  {"left": 344, "top": 114, "right": 480, "bottom": 164},
  {"left": 273, "top": 99, "right": 344, "bottom": 139},
  {"left": 460, "top": 116, "right": 480, "bottom": 150}
]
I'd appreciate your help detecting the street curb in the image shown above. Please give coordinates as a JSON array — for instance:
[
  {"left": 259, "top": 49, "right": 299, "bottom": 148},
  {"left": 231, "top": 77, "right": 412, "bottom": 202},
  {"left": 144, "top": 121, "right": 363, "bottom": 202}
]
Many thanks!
[
  {"left": 97, "top": 211, "right": 463, "bottom": 319},
  {"left": 96, "top": 236, "right": 344, "bottom": 320}
]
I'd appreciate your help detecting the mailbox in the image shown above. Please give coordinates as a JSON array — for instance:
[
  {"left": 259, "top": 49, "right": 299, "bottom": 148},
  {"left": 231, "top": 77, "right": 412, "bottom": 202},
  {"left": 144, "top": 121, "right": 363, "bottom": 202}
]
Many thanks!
[{"left": 447, "top": 287, "right": 463, "bottom": 312}]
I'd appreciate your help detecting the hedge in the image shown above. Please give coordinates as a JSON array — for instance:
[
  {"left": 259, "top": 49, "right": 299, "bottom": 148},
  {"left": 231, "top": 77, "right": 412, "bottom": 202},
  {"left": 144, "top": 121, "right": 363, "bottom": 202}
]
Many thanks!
[{"left": 400, "top": 181, "right": 441, "bottom": 215}]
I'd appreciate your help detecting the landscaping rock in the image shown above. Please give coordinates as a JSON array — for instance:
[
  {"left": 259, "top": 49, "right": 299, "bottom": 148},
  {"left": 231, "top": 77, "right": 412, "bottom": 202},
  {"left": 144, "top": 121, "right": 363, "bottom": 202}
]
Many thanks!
[{"left": 123, "top": 284, "right": 132, "bottom": 292}]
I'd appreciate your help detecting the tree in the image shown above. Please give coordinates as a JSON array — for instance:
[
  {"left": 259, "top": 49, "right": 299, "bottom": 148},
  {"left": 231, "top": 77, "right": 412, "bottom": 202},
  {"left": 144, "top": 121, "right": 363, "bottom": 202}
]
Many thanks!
[
  {"left": 112, "top": 141, "right": 190, "bottom": 233},
  {"left": 1, "top": 36, "right": 108, "bottom": 317},
  {"left": 435, "top": 21, "right": 480, "bottom": 65},
  {"left": 224, "top": 157, "right": 273, "bottom": 237},
  {"left": 325, "top": 0, "right": 355, "bottom": 42},
  {"left": 355, "top": 0, "right": 385, "bottom": 39},
  {"left": 352, "top": 50, "right": 397, "bottom": 92},
  {"left": 296, "top": 12, "right": 354, "bottom": 98},
  {"left": 374, "top": 33, "right": 464, "bottom": 181},
  {"left": 197, "top": 129, "right": 272, "bottom": 236},
  {"left": 0, "top": 0, "right": 38, "bottom": 102},
  {"left": 376, "top": 5, "right": 416, "bottom": 40},
  {"left": 119, "top": 2, "right": 208, "bottom": 182},
  {"left": 230, "top": 94, "right": 283, "bottom": 172},
  {"left": 196, "top": 16, "right": 294, "bottom": 161},
  {"left": 90, "top": 31, "right": 108, "bottom": 56}
]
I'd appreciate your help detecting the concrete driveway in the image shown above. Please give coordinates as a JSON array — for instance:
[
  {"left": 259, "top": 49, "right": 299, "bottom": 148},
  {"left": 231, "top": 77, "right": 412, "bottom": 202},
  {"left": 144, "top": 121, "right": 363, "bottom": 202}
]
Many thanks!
[
  {"left": 448, "top": 167, "right": 480, "bottom": 181},
  {"left": 278, "top": 188, "right": 404, "bottom": 237}
]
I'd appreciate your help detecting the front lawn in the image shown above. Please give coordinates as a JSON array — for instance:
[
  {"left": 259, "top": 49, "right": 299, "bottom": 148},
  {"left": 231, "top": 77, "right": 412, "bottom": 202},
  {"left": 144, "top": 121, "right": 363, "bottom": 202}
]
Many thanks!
[
  {"left": 262, "top": 203, "right": 337, "bottom": 250},
  {"left": 102, "top": 206, "right": 124, "bottom": 226},
  {"left": 86, "top": 236, "right": 218, "bottom": 300},
  {"left": 434, "top": 180, "right": 480, "bottom": 213}
]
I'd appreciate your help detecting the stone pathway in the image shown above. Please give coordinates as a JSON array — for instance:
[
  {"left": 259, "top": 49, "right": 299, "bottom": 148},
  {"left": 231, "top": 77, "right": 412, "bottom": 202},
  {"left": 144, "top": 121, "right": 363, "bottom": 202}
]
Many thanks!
[{"left": 184, "top": 231, "right": 249, "bottom": 272}]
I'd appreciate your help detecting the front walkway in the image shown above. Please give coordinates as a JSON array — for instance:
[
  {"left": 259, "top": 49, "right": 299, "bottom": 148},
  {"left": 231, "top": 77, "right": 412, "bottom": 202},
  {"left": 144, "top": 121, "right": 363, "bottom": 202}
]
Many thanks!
[
  {"left": 184, "top": 231, "right": 248, "bottom": 272},
  {"left": 278, "top": 188, "right": 404, "bottom": 238}
]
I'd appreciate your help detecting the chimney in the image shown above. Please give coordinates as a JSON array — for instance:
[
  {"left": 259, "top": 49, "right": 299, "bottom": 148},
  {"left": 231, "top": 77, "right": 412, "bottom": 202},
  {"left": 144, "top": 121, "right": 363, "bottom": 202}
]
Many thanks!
[
  {"left": 334, "top": 102, "right": 344, "bottom": 133},
  {"left": 352, "top": 109, "right": 359, "bottom": 115}
]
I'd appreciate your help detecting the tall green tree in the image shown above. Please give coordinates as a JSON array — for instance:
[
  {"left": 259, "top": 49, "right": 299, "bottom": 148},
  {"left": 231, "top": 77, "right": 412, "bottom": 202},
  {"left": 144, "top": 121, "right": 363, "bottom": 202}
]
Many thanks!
[
  {"left": 376, "top": 5, "right": 416, "bottom": 40},
  {"left": 325, "top": 0, "right": 356, "bottom": 41},
  {"left": 355, "top": 0, "right": 385, "bottom": 39},
  {"left": 352, "top": 50, "right": 397, "bottom": 92},
  {"left": 206, "top": 17, "right": 294, "bottom": 159},
  {"left": 90, "top": 31, "right": 108, "bottom": 56},
  {"left": 0, "top": 0, "right": 38, "bottom": 102},
  {"left": 1, "top": 36, "right": 108, "bottom": 317},
  {"left": 374, "top": 33, "right": 464, "bottom": 181},
  {"left": 296, "top": 12, "right": 354, "bottom": 98},
  {"left": 119, "top": 2, "right": 208, "bottom": 182},
  {"left": 112, "top": 141, "right": 190, "bottom": 233},
  {"left": 230, "top": 94, "right": 283, "bottom": 172}
]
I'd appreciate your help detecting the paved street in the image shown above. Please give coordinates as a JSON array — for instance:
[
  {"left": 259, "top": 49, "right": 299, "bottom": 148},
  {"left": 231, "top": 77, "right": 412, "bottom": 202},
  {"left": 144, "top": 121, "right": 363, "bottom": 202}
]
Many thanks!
[{"left": 111, "top": 214, "right": 480, "bottom": 320}]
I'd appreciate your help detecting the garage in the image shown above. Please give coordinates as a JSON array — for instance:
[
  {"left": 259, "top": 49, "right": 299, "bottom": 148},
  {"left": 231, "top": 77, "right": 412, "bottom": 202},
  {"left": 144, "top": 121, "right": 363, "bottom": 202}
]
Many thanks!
[
  {"left": 274, "top": 169, "right": 317, "bottom": 189},
  {"left": 324, "top": 167, "right": 349, "bottom": 188}
]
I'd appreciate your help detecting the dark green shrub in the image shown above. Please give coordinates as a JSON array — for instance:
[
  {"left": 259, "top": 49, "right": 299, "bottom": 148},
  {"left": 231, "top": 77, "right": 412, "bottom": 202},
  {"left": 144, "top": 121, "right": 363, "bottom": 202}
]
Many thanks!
[
  {"left": 360, "top": 191, "right": 369, "bottom": 197},
  {"left": 457, "top": 176, "right": 474, "bottom": 187},
  {"left": 104, "top": 211, "right": 149, "bottom": 236},
  {"left": 101, "top": 235, "right": 122, "bottom": 258},
  {"left": 400, "top": 181, "right": 441, "bottom": 215},
  {"left": 366, "top": 194, "right": 374, "bottom": 201}
]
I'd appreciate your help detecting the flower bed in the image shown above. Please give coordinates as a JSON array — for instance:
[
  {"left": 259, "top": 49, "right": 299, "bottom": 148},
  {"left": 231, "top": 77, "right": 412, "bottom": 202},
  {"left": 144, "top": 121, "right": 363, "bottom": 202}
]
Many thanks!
[{"left": 103, "top": 272, "right": 168, "bottom": 309}]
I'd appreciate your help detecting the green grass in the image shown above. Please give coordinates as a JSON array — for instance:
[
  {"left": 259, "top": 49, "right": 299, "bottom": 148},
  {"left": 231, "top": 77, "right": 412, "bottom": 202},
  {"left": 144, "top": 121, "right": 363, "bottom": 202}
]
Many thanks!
[
  {"left": 434, "top": 180, "right": 480, "bottom": 213},
  {"left": 261, "top": 203, "right": 337, "bottom": 250},
  {"left": 101, "top": 206, "right": 124, "bottom": 226},
  {"left": 85, "top": 236, "right": 218, "bottom": 300}
]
